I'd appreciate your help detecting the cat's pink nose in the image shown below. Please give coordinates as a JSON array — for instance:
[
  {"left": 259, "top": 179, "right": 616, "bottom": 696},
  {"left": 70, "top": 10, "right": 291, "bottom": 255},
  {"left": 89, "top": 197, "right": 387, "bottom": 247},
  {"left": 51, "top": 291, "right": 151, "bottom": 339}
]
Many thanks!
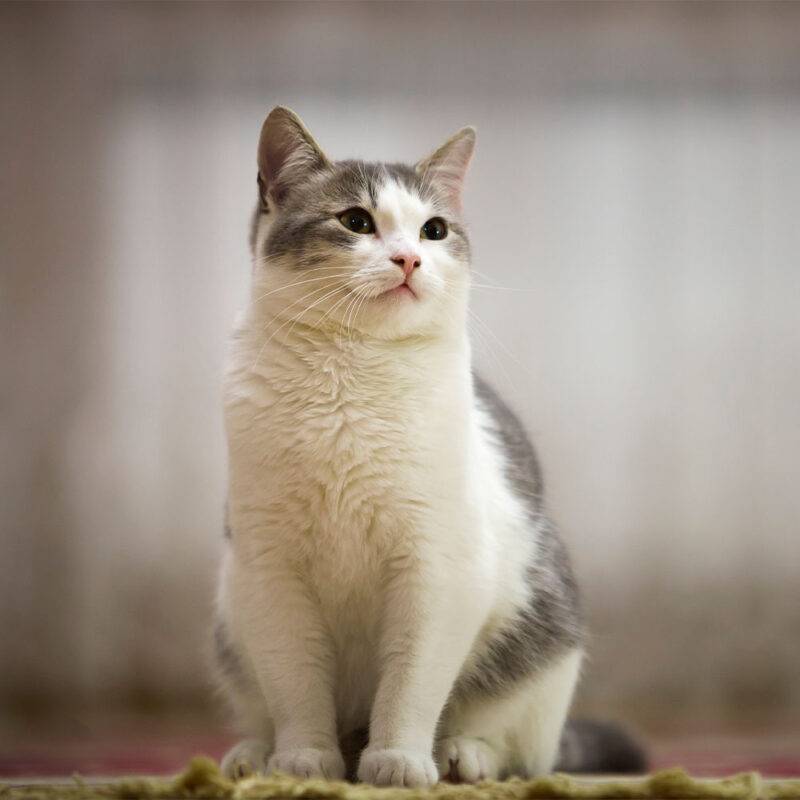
[{"left": 390, "top": 252, "right": 422, "bottom": 278}]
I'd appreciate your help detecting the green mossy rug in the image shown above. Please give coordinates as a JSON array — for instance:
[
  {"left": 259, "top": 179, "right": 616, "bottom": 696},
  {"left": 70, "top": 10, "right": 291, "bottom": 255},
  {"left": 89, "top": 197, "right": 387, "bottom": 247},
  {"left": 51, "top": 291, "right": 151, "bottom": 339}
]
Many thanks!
[{"left": 2, "top": 757, "right": 799, "bottom": 800}]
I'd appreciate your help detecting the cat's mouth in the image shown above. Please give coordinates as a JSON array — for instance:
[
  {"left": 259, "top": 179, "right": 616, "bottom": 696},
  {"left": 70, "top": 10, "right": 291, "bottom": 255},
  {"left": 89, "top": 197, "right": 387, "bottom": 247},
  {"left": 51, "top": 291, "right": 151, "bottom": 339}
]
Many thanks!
[{"left": 381, "top": 281, "right": 417, "bottom": 300}]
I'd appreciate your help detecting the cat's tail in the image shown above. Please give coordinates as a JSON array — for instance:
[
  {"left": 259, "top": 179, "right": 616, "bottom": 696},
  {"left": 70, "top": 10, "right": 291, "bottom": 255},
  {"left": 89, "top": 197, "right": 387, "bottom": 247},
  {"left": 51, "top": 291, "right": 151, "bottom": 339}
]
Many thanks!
[{"left": 555, "top": 719, "right": 648, "bottom": 774}]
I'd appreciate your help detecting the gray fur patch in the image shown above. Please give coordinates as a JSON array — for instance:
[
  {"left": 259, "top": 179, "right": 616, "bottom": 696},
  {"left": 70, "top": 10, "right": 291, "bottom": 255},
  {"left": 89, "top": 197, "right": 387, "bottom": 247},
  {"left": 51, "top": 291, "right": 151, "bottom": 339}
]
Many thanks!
[
  {"left": 556, "top": 719, "right": 647, "bottom": 773},
  {"left": 258, "top": 157, "right": 469, "bottom": 267},
  {"left": 265, "top": 210, "right": 352, "bottom": 261},
  {"left": 384, "top": 162, "right": 429, "bottom": 198},
  {"left": 454, "top": 376, "right": 583, "bottom": 698},
  {"left": 473, "top": 376, "right": 544, "bottom": 510},
  {"left": 213, "top": 619, "right": 249, "bottom": 692},
  {"left": 262, "top": 161, "right": 379, "bottom": 262}
]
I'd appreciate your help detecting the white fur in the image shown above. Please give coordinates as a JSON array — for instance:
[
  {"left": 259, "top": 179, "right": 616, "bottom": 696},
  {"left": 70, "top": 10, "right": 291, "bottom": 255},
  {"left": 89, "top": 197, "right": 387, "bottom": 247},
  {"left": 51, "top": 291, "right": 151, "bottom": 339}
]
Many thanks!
[
  {"left": 218, "top": 175, "right": 582, "bottom": 786},
  {"left": 437, "top": 648, "right": 583, "bottom": 780}
]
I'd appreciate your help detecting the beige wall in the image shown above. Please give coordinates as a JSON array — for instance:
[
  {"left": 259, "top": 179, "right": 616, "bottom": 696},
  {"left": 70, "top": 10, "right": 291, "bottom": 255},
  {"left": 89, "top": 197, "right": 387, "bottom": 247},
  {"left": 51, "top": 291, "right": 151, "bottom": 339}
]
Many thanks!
[{"left": 2, "top": 2, "right": 799, "bottom": 729}]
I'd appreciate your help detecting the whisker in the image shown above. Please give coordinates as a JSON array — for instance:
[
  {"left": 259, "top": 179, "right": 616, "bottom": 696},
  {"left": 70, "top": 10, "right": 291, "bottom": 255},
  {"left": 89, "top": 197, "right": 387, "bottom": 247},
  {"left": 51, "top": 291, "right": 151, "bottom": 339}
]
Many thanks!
[
  {"left": 317, "top": 287, "right": 361, "bottom": 334},
  {"left": 471, "top": 269, "right": 535, "bottom": 291},
  {"left": 283, "top": 285, "right": 351, "bottom": 343},
  {"left": 341, "top": 291, "right": 359, "bottom": 335},
  {"left": 259, "top": 281, "right": 341, "bottom": 332},
  {"left": 469, "top": 283, "right": 535, "bottom": 292},
  {"left": 250, "top": 272, "right": 354, "bottom": 304},
  {"left": 337, "top": 292, "right": 361, "bottom": 340},
  {"left": 345, "top": 285, "right": 370, "bottom": 333},
  {"left": 440, "top": 275, "right": 532, "bottom": 293},
  {"left": 251, "top": 284, "right": 351, "bottom": 371},
  {"left": 471, "top": 267, "right": 505, "bottom": 286},
  {"left": 466, "top": 307, "right": 532, "bottom": 393},
  {"left": 251, "top": 249, "right": 338, "bottom": 265},
  {"left": 346, "top": 287, "right": 372, "bottom": 336},
  {"left": 251, "top": 263, "right": 353, "bottom": 276},
  {"left": 467, "top": 314, "right": 516, "bottom": 393}
]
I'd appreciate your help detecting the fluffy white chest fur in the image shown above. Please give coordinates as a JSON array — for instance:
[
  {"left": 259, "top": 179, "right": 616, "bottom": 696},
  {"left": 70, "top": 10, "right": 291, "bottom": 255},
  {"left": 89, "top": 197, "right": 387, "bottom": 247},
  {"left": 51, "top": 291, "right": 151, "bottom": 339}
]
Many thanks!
[
  {"left": 224, "top": 312, "right": 534, "bottom": 703},
  {"left": 214, "top": 106, "right": 584, "bottom": 788}
]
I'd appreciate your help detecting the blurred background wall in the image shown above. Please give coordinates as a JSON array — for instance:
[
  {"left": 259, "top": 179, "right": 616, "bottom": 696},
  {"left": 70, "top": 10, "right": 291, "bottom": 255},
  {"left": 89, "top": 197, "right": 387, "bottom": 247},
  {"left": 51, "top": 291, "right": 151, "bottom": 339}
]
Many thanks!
[{"left": 2, "top": 1, "right": 798, "bottom": 733}]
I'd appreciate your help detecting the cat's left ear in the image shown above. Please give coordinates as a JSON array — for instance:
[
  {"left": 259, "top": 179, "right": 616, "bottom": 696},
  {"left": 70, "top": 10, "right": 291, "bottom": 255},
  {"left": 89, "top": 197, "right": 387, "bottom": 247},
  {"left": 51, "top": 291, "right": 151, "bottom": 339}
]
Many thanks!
[
  {"left": 258, "top": 106, "right": 330, "bottom": 206},
  {"left": 415, "top": 126, "right": 476, "bottom": 210}
]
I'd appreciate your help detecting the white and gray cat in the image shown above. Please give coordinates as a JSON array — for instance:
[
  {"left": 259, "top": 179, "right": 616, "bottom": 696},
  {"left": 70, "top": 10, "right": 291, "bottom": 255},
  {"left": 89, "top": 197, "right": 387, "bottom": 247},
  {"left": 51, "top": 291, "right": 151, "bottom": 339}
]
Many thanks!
[{"left": 214, "top": 107, "right": 642, "bottom": 787}]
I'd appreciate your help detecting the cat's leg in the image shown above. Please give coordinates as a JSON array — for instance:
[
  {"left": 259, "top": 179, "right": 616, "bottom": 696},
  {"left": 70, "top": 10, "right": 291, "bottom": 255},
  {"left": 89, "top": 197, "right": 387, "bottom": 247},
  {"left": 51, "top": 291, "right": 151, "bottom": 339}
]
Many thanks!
[
  {"left": 216, "top": 665, "right": 276, "bottom": 778},
  {"left": 213, "top": 613, "right": 276, "bottom": 778},
  {"left": 221, "top": 737, "right": 274, "bottom": 780},
  {"left": 228, "top": 551, "right": 346, "bottom": 780},
  {"left": 512, "top": 647, "right": 583, "bottom": 776},
  {"left": 357, "top": 545, "right": 492, "bottom": 788},
  {"left": 217, "top": 676, "right": 275, "bottom": 779},
  {"left": 437, "top": 647, "right": 583, "bottom": 782}
]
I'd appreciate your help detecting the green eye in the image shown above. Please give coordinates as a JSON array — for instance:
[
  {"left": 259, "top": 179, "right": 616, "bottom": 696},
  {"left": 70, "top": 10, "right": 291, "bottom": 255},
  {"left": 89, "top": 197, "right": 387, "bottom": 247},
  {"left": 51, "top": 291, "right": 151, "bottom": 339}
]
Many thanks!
[
  {"left": 421, "top": 217, "right": 448, "bottom": 241},
  {"left": 338, "top": 207, "right": 375, "bottom": 234}
]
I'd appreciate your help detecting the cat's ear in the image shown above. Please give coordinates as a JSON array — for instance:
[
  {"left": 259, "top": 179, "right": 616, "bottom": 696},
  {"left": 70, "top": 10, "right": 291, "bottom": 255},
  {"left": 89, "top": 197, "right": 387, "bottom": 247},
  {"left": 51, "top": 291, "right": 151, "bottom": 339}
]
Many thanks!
[
  {"left": 415, "top": 126, "right": 476, "bottom": 210},
  {"left": 257, "top": 106, "right": 330, "bottom": 205}
]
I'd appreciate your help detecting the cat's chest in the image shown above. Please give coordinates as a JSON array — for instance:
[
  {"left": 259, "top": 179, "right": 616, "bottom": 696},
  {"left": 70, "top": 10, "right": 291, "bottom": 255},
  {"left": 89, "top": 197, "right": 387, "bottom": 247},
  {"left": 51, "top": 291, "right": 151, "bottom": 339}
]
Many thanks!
[
  {"left": 268, "top": 380, "right": 417, "bottom": 495},
  {"left": 226, "top": 336, "right": 472, "bottom": 581},
  {"left": 261, "top": 386, "right": 415, "bottom": 599},
  {"left": 230, "top": 360, "right": 432, "bottom": 539}
]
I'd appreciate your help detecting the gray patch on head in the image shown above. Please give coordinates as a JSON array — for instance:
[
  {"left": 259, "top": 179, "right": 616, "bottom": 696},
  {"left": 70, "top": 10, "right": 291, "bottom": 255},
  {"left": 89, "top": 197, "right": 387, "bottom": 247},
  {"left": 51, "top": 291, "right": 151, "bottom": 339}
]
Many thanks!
[
  {"left": 384, "top": 162, "right": 428, "bottom": 198},
  {"left": 454, "top": 376, "right": 582, "bottom": 698},
  {"left": 335, "top": 160, "right": 384, "bottom": 208},
  {"left": 266, "top": 212, "right": 354, "bottom": 262},
  {"left": 262, "top": 160, "right": 385, "bottom": 263},
  {"left": 257, "top": 157, "right": 470, "bottom": 268}
]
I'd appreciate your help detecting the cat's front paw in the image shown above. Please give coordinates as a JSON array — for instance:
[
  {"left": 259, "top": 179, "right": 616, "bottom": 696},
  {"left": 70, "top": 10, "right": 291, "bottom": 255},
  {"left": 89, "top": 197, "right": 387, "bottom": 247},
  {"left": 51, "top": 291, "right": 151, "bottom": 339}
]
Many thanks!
[
  {"left": 221, "top": 738, "right": 273, "bottom": 779},
  {"left": 268, "top": 747, "right": 346, "bottom": 780},
  {"left": 437, "top": 736, "right": 499, "bottom": 783},
  {"left": 358, "top": 748, "right": 438, "bottom": 787}
]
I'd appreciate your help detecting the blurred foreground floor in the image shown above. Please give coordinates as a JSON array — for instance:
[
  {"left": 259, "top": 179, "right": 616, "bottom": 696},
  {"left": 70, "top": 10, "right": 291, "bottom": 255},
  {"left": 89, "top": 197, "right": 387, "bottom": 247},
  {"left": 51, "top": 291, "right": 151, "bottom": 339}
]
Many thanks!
[{"left": 0, "top": 714, "right": 798, "bottom": 780}]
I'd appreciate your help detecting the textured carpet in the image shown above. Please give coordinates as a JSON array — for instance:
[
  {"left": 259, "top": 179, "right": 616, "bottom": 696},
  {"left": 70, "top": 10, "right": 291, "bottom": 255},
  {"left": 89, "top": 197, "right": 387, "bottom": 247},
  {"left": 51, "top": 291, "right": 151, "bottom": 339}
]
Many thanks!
[
  {"left": 2, "top": 758, "right": 800, "bottom": 800},
  {"left": 3, "top": 731, "right": 799, "bottom": 780}
]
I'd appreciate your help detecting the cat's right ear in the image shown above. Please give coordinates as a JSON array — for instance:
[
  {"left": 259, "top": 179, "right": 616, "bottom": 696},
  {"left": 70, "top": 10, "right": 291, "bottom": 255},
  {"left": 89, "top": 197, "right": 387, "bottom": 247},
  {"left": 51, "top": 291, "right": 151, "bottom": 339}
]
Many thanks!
[
  {"left": 257, "top": 107, "right": 330, "bottom": 206},
  {"left": 415, "top": 126, "right": 476, "bottom": 211}
]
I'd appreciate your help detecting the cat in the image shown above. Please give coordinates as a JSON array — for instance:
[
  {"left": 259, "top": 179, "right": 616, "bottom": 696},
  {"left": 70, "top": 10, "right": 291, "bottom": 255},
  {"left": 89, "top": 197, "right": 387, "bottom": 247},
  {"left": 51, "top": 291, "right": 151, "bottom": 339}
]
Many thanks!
[{"left": 213, "top": 106, "right": 639, "bottom": 787}]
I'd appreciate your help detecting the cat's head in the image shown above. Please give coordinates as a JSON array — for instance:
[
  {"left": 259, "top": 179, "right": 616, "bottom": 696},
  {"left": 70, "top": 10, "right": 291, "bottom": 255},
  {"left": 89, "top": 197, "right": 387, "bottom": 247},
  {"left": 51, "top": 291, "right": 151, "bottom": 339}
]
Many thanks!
[{"left": 250, "top": 106, "right": 475, "bottom": 341}]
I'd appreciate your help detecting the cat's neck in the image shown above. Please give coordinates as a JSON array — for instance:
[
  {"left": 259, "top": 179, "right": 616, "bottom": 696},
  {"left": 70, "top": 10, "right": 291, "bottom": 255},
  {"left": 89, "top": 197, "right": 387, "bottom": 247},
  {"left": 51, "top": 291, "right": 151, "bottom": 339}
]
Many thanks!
[{"left": 236, "top": 307, "right": 472, "bottom": 398}]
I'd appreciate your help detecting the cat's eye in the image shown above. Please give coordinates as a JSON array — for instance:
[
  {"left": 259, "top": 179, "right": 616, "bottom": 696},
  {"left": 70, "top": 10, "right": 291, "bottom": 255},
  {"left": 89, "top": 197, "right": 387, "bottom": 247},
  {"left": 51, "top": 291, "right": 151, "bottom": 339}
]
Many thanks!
[
  {"left": 421, "top": 217, "right": 448, "bottom": 241},
  {"left": 338, "top": 207, "right": 375, "bottom": 234}
]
